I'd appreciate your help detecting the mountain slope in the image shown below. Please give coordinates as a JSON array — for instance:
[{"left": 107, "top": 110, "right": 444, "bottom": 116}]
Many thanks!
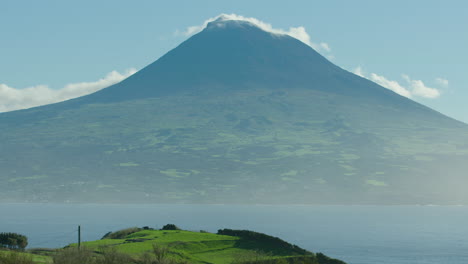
[{"left": 1, "top": 18, "right": 468, "bottom": 204}]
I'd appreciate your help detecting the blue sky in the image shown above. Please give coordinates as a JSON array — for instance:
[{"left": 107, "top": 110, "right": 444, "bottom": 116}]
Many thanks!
[{"left": 1, "top": 0, "right": 467, "bottom": 122}]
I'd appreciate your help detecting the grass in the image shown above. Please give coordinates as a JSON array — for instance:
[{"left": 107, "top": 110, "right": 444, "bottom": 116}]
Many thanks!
[
  {"left": 0, "top": 249, "right": 51, "bottom": 264},
  {"left": 62, "top": 227, "right": 336, "bottom": 264},
  {"left": 77, "top": 230, "right": 245, "bottom": 263},
  {"left": 1, "top": 226, "right": 346, "bottom": 264}
]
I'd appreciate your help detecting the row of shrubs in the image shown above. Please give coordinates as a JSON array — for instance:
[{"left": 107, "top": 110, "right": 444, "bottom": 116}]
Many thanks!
[{"left": 102, "top": 224, "right": 182, "bottom": 240}]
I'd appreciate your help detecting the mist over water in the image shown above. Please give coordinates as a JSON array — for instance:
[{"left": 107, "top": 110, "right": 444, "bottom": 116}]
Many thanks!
[{"left": 1, "top": 204, "right": 468, "bottom": 264}]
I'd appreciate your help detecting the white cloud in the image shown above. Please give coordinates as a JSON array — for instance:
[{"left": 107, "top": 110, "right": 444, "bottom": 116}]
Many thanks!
[
  {"left": 435, "top": 77, "right": 449, "bottom": 88},
  {"left": 370, "top": 73, "right": 412, "bottom": 98},
  {"left": 175, "top": 13, "right": 332, "bottom": 54},
  {"left": 402, "top": 74, "right": 441, "bottom": 99},
  {"left": 353, "top": 67, "right": 441, "bottom": 99},
  {"left": 0, "top": 68, "right": 136, "bottom": 113}
]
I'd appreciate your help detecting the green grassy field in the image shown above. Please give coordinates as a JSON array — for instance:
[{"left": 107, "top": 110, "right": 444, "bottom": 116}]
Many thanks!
[
  {"left": 1, "top": 227, "right": 345, "bottom": 264},
  {"left": 82, "top": 230, "right": 242, "bottom": 263},
  {"left": 76, "top": 229, "right": 313, "bottom": 263}
]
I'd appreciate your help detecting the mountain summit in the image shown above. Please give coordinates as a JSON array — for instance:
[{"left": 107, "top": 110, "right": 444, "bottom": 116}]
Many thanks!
[
  {"left": 86, "top": 18, "right": 406, "bottom": 105},
  {"left": 1, "top": 17, "right": 467, "bottom": 204},
  {"left": 86, "top": 17, "right": 339, "bottom": 102}
]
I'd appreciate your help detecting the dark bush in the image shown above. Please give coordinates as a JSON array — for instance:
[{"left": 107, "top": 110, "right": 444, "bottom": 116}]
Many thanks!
[
  {"left": 316, "top": 253, "right": 347, "bottom": 264},
  {"left": 161, "top": 224, "right": 181, "bottom": 231},
  {"left": 0, "top": 232, "right": 28, "bottom": 250},
  {"left": 101, "top": 227, "right": 142, "bottom": 239},
  {"left": 217, "top": 229, "right": 311, "bottom": 255},
  {"left": 101, "top": 232, "right": 112, "bottom": 239}
]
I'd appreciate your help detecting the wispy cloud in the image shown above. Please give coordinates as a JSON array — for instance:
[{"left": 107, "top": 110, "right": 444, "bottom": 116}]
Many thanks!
[
  {"left": 435, "top": 77, "right": 449, "bottom": 88},
  {"left": 175, "top": 13, "right": 333, "bottom": 54},
  {"left": 0, "top": 69, "right": 136, "bottom": 112},
  {"left": 353, "top": 67, "right": 443, "bottom": 99},
  {"left": 353, "top": 66, "right": 365, "bottom": 78},
  {"left": 370, "top": 73, "right": 413, "bottom": 98}
]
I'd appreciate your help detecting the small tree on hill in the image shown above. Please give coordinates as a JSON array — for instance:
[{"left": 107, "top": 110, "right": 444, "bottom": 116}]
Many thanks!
[
  {"left": 0, "top": 232, "right": 28, "bottom": 250},
  {"left": 161, "top": 224, "right": 181, "bottom": 231}
]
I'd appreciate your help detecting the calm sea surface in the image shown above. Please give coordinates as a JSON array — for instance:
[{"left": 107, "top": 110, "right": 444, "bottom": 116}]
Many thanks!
[{"left": 1, "top": 204, "right": 468, "bottom": 264}]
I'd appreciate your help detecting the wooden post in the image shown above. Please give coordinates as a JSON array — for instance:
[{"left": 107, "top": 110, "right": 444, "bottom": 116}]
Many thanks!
[{"left": 78, "top": 225, "right": 81, "bottom": 250}]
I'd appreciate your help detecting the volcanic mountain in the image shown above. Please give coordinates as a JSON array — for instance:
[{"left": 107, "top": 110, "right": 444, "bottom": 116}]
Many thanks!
[{"left": 1, "top": 17, "right": 468, "bottom": 204}]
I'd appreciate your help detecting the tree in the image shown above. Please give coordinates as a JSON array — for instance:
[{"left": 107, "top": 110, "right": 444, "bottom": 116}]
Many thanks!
[
  {"left": 0, "top": 232, "right": 28, "bottom": 250},
  {"left": 161, "top": 224, "right": 180, "bottom": 231}
]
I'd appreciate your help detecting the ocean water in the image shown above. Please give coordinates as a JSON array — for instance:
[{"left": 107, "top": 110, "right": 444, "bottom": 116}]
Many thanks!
[{"left": 1, "top": 204, "right": 468, "bottom": 264}]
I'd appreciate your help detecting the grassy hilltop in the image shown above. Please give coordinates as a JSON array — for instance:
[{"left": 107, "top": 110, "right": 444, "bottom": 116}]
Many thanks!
[{"left": 0, "top": 226, "right": 345, "bottom": 264}]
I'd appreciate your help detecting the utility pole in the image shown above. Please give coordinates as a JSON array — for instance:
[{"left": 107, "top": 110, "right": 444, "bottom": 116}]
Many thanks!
[{"left": 78, "top": 225, "right": 81, "bottom": 250}]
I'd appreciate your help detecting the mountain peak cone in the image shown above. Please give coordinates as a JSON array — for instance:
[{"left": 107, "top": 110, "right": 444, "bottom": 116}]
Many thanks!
[{"left": 87, "top": 17, "right": 358, "bottom": 103}]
